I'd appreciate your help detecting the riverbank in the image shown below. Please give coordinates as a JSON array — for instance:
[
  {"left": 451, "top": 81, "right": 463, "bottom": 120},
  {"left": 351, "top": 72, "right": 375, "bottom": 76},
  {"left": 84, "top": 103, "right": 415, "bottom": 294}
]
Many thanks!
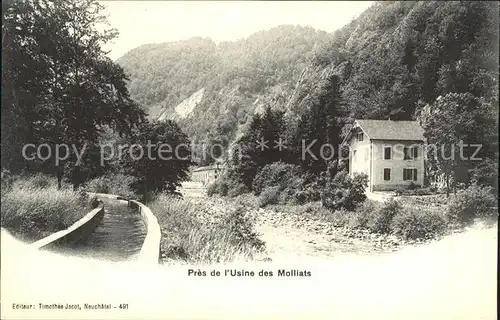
[{"left": 177, "top": 182, "right": 497, "bottom": 262}]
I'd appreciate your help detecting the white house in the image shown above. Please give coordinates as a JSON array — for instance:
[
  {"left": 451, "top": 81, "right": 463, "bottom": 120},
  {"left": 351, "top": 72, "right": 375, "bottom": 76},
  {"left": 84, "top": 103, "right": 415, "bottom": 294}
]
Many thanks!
[
  {"left": 191, "top": 160, "right": 226, "bottom": 185},
  {"left": 191, "top": 165, "right": 220, "bottom": 185},
  {"left": 342, "top": 119, "right": 426, "bottom": 192}
]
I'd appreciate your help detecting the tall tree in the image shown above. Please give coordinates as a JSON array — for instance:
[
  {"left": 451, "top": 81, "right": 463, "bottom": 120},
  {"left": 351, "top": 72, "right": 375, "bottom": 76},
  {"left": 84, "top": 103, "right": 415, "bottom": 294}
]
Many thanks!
[
  {"left": 227, "top": 105, "right": 288, "bottom": 190},
  {"left": 123, "top": 120, "right": 193, "bottom": 200},
  {"left": 2, "top": 0, "right": 145, "bottom": 188},
  {"left": 290, "top": 74, "right": 344, "bottom": 175},
  {"left": 418, "top": 92, "right": 498, "bottom": 196}
]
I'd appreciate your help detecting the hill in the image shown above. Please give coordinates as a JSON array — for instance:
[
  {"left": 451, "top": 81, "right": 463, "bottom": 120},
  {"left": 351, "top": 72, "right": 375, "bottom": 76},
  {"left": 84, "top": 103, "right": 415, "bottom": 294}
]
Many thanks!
[
  {"left": 117, "top": 25, "right": 331, "bottom": 144},
  {"left": 117, "top": 1, "right": 498, "bottom": 163}
]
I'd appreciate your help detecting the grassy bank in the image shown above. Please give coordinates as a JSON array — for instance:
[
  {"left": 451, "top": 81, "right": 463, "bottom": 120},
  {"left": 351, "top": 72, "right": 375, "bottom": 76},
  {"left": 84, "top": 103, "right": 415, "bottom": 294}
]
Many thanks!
[
  {"left": 148, "top": 194, "right": 266, "bottom": 264},
  {"left": 1, "top": 174, "right": 97, "bottom": 243}
]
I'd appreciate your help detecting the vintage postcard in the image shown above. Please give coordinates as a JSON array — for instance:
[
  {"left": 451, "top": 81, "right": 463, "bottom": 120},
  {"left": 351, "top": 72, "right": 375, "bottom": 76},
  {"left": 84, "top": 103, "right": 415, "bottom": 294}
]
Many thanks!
[{"left": 1, "top": 1, "right": 498, "bottom": 319}]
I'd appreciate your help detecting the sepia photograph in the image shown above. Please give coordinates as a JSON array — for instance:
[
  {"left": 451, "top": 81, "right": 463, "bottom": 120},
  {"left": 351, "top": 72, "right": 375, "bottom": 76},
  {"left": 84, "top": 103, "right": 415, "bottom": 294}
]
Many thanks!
[{"left": 1, "top": 0, "right": 498, "bottom": 319}]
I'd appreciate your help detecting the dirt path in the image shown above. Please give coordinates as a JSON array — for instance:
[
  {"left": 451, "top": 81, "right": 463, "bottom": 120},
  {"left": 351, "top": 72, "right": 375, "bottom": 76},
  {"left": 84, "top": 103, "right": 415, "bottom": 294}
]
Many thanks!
[{"left": 253, "top": 207, "right": 401, "bottom": 261}]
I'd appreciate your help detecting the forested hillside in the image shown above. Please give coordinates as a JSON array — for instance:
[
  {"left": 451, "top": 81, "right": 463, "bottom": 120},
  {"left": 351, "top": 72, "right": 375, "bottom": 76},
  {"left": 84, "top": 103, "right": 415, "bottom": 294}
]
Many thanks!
[
  {"left": 117, "top": 1, "right": 499, "bottom": 164},
  {"left": 117, "top": 25, "right": 331, "bottom": 147}
]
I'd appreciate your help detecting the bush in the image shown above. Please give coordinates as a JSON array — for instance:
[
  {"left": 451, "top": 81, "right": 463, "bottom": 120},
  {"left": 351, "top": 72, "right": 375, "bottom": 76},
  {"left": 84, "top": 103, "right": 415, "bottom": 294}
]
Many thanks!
[
  {"left": 391, "top": 207, "right": 447, "bottom": 240},
  {"left": 206, "top": 178, "right": 248, "bottom": 198},
  {"left": 346, "top": 207, "right": 370, "bottom": 229},
  {"left": 222, "top": 206, "right": 265, "bottom": 251},
  {"left": 469, "top": 158, "right": 498, "bottom": 192},
  {"left": 321, "top": 171, "right": 368, "bottom": 211},
  {"left": 258, "top": 186, "right": 280, "bottom": 208},
  {"left": 447, "top": 184, "right": 497, "bottom": 224},
  {"left": 83, "top": 173, "right": 137, "bottom": 199},
  {"left": 344, "top": 200, "right": 379, "bottom": 229},
  {"left": 227, "top": 182, "right": 249, "bottom": 198},
  {"left": 252, "top": 162, "right": 301, "bottom": 195},
  {"left": 366, "top": 199, "right": 402, "bottom": 234},
  {"left": 293, "top": 179, "right": 322, "bottom": 204},
  {"left": 206, "top": 180, "right": 228, "bottom": 197}
]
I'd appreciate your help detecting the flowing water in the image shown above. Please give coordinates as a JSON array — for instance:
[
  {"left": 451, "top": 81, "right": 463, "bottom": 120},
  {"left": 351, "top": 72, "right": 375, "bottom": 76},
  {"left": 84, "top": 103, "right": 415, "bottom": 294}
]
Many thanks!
[{"left": 57, "top": 197, "right": 147, "bottom": 262}]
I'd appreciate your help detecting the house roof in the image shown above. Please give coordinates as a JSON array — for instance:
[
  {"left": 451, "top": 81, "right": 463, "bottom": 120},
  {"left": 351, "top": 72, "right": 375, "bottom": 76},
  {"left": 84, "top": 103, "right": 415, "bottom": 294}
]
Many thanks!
[
  {"left": 344, "top": 119, "right": 426, "bottom": 143},
  {"left": 192, "top": 164, "right": 223, "bottom": 172}
]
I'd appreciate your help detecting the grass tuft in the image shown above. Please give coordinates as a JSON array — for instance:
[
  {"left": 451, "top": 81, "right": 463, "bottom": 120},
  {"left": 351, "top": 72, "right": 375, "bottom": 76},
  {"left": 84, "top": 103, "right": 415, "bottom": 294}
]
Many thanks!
[
  {"left": 1, "top": 174, "right": 93, "bottom": 242},
  {"left": 149, "top": 194, "right": 266, "bottom": 264}
]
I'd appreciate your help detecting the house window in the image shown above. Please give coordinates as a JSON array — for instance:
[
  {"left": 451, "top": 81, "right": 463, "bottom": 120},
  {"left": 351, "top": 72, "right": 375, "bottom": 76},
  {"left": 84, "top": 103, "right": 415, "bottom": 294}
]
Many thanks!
[
  {"left": 357, "top": 132, "right": 364, "bottom": 141},
  {"left": 403, "top": 168, "right": 418, "bottom": 181},
  {"left": 384, "top": 168, "right": 391, "bottom": 181},
  {"left": 404, "top": 146, "right": 419, "bottom": 160},
  {"left": 412, "top": 146, "right": 418, "bottom": 158},
  {"left": 384, "top": 146, "right": 392, "bottom": 160}
]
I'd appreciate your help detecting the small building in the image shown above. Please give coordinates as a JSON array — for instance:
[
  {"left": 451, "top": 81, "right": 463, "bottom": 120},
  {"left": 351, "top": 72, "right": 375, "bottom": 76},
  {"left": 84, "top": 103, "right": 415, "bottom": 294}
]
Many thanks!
[
  {"left": 191, "top": 164, "right": 222, "bottom": 185},
  {"left": 342, "top": 119, "right": 426, "bottom": 192}
]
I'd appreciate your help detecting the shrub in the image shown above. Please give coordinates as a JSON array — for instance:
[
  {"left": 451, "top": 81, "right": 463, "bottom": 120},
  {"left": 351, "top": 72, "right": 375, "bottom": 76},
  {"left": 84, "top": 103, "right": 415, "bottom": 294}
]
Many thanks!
[
  {"left": 83, "top": 173, "right": 137, "bottom": 199},
  {"left": 258, "top": 186, "right": 280, "bottom": 208},
  {"left": 469, "top": 158, "right": 498, "bottom": 192},
  {"left": 227, "top": 181, "right": 249, "bottom": 198},
  {"left": 206, "top": 180, "right": 228, "bottom": 197},
  {"left": 206, "top": 178, "right": 248, "bottom": 198},
  {"left": 321, "top": 171, "right": 368, "bottom": 211},
  {"left": 447, "top": 184, "right": 497, "bottom": 224},
  {"left": 252, "top": 162, "right": 301, "bottom": 195},
  {"left": 347, "top": 200, "right": 380, "bottom": 229},
  {"left": 222, "top": 206, "right": 265, "bottom": 251},
  {"left": 391, "top": 207, "right": 447, "bottom": 240},
  {"left": 293, "top": 180, "right": 322, "bottom": 204},
  {"left": 367, "top": 199, "right": 402, "bottom": 234}
]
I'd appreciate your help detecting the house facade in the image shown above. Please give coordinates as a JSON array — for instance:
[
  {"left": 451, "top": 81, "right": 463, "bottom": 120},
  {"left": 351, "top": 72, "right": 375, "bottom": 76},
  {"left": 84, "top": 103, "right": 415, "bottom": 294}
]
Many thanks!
[
  {"left": 191, "top": 165, "right": 219, "bottom": 185},
  {"left": 191, "top": 163, "right": 224, "bottom": 185},
  {"left": 343, "top": 119, "right": 426, "bottom": 192}
]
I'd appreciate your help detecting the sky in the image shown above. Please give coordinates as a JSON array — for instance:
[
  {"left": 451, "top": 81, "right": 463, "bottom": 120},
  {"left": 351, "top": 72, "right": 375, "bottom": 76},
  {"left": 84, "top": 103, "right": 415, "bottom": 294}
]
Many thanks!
[{"left": 98, "top": 1, "right": 374, "bottom": 60}]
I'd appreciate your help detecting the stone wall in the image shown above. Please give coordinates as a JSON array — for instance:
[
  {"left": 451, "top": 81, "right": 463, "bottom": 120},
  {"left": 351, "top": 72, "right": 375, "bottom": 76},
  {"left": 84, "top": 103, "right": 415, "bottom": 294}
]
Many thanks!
[
  {"left": 129, "top": 200, "right": 161, "bottom": 265},
  {"left": 31, "top": 205, "right": 105, "bottom": 251}
]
